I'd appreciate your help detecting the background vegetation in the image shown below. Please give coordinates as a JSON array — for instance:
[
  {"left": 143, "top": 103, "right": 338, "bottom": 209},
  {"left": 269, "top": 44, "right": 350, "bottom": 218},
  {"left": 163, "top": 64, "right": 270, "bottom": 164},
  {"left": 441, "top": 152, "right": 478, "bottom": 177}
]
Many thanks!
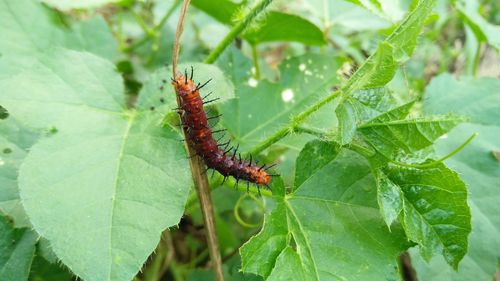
[{"left": 0, "top": 0, "right": 499, "bottom": 280}]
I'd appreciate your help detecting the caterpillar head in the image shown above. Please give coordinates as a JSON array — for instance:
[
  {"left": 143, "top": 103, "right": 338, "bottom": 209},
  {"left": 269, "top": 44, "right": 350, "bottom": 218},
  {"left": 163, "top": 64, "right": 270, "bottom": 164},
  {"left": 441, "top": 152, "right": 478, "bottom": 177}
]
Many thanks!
[
  {"left": 246, "top": 166, "right": 271, "bottom": 186},
  {"left": 172, "top": 74, "right": 197, "bottom": 99}
]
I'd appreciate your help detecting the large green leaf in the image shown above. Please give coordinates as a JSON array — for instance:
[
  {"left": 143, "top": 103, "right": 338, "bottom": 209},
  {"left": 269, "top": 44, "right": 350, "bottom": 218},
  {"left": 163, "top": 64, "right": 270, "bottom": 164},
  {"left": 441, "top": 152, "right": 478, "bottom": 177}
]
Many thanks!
[
  {"left": 42, "top": 0, "right": 120, "bottom": 10},
  {"left": 0, "top": 214, "right": 38, "bottom": 281},
  {"left": 321, "top": 0, "right": 391, "bottom": 31},
  {"left": 219, "top": 53, "right": 341, "bottom": 149},
  {"left": 243, "top": 12, "right": 326, "bottom": 45},
  {"left": 411, "top": 74, "right": 500, "bottom": 280},
  {"left": 0, "top": 118, "right": 38, "bottom": 227},
  {"left": 334, "top": 0, "right": 436, "bottom": 145},
  {"left": 375, "top": 172, "right": 403, "bottom": 228},
  {"left": 344, "top": 42, "right": 396, "bottom": 93},
  {"left": 0, "top": 0, "right": 118, "bottom": 77},
  {"left": 341, "top": 0, "right": 436, "bottom": 94},
  {"left": 348, "top": 87, "right": 400, "bottom": 123},
  {"left": 336, "top": 100, "right": 357, "bottom": 145},
  {"left": 192, "top": 0, "right": 239, "bottom": 25},
  {"left": 0, "top": 49, "right": 192, "bottom": 280},
  {"left": 456, "top": 0, "right": 500, "bottom": 50},
  {"left": 241, "top": 145, "right": 411, "bottom": 280},
  {"left": 293, "top": 140, "right": 341, "bottom": 190},
  {"left": 359, "top": 111, "right": 462, "bottom": 159},
  {"left": 240, "top": 203, "right": 288, "bottom": 277},
  {"left": 384, "top": 163, "right": 471, "bottom": 269},
  {"left": 28, "top": 255, "right": 74, "bottom": 281},
  {"left": 345, "top": 0, "right": 407, "bottom": 22},
  {"left": 192, "top": 0, "right": 325, "bottom": 45}
]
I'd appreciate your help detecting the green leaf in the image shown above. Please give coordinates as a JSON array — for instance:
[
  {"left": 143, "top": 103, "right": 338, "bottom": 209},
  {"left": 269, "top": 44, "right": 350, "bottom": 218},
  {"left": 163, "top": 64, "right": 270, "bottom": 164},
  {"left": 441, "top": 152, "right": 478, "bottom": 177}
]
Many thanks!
[
  {"left": 240, "top": 203, "right": 288, "bottom": 277},
  {"left": 324, "top": 0, "right": 391, "bottom": 31},
  {"left": 344, "top": 42, "right": 396, "bottom": 92},
  {"left": 341, "top": 0, "right": 436, "bottom": 95},
  {"left": 385, "top": 0, "right": 436, "bottom": 59},
  {"left": 363, "top": 101, "right": 415, "bottom": 123},
  {"left": 0, "top": 215, "right": 38, "bottom": 281},
  {"left": 0, "top": 49, "right": 191, "bottom": 280},
  {"left": 243, "top": 12, "right": 326, "bottom": 45},
  {"left": 242, "top": 147, "right": 411, "bottom": 280},
  {"left": 41, "top": 0, "right": 120, "bottom": 10},
  {"left": 191, "top": 0, "right": 239, "bottom": 25},
  {"left": 0, "top": 0, "right": 118, "bottom": 73},
  {"left": 346, "top": 0, "right": 383, "bottom": 17},
  {"left": 62, "top": 17, "right": 119, "bottom": 61},
  {"left": 359, "top": 112, "right": 463, "bottom": 159},
  {"left": 335, "top": 99, "right": 357, "bottom": 145},
  {"left": 29, "top": 255, "right": 74, "bottom": 281},
  {"left": 0, "top": 118, "right": 38, "bottom": 228},
  {"left": 376, "top": 171, "right": 403, "bottom": 228},
  {"left": 0, "top": 106, "right": 8, "bottom": 120},
  {"left": 294, "top": 140, "right": 340, "bottom": 190},
  {"left": 349, "top": 88, "right": 400, "bottom": 123},
  {"left": 456, "top": 0, "right": 500, "bottom": 50},
  {"left": 385, "top": 163, "right": 471, "bottom": 269},
  {"left": 422, "top": 74, "right": 499, "bottom": 126},
  {"left": 266, "top": 247, "right": 306, "bottom": 281},
  {"left": 411, "top": 74, "right": 500, "bottom": 280},
  {"left": 136, "top": 63, "right": 235, "bottom": 114},
  {"left": 332, "top": 0, "right": 436, "bottom": 146},
  {"left": 219, "top": 52, "right": 341, "bottom": 149},
  {"left": 0, "top": 49, "right": 125, "bottom": 134},
  {"left": 192, "top": 0, "right": 325, "bottom": 45}
]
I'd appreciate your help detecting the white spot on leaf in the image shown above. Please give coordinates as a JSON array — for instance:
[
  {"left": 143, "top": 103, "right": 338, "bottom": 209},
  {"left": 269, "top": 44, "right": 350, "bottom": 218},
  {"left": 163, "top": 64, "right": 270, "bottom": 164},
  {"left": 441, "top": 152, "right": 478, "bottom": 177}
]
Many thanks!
[
  {"left": 248, "top": 78, "right": 258, "bottom": 87},
  {"left": 281, "top": 89, "right": 294, "bottom": 103},
  {"left": 299, "top": 64, "right": 306, "bottom": 71}
]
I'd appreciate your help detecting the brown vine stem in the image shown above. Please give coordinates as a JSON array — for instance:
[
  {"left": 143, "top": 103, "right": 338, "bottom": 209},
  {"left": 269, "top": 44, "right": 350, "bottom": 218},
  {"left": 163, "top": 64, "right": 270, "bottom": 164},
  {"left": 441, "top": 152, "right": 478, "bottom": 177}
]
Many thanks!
[{"left": 171, "top": 1, "right": 224, "bottom": 281}]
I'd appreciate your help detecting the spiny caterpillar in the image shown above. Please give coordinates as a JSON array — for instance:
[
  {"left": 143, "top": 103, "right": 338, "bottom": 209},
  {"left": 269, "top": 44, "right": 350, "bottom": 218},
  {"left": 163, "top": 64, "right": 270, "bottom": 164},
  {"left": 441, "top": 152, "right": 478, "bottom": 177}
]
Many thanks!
[{"left": 155, "top": 67, "right": 277, "bottom": 190}]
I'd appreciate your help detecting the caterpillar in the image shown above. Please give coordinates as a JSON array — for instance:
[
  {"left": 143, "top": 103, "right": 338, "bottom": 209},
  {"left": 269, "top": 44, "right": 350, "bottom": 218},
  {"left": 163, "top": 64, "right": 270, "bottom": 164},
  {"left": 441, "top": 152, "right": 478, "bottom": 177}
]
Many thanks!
[{"left": 161, "top": 68, "right": 276, "bottom": 190}]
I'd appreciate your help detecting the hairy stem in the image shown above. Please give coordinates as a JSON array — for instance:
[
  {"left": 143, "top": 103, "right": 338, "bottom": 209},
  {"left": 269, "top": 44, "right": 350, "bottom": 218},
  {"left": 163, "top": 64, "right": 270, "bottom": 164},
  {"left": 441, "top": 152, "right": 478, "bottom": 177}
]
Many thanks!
[
  {"left": 172, "top": 1, "right": 224, "bottom": 281},
  {"left": 251, "top": 44, "right": 261, "bottom": 79},
  {"left": 248, "top": 89, "right": 342, "bottom": 155},
  {"left": 203, "top": 0, "right": 274, "bottom": 64}
]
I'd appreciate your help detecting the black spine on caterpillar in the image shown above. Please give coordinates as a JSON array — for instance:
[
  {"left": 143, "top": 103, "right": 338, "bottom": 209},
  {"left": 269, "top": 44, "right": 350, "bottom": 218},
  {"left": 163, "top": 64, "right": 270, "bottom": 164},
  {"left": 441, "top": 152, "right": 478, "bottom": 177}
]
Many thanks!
[{"left": 170, "top": 69, "right": 273, "bottom": 187}]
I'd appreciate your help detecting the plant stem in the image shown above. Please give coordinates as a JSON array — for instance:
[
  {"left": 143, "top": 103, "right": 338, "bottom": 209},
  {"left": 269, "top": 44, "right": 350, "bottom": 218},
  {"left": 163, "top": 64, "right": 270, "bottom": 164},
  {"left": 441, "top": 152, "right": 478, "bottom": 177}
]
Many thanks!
[
  {"left": 251, "top": 44, "right": 261, "bottom": 79},
  {"left": 123, "top": 0, "right": 180, "bottom": 53},
  {"left": 294, "top": 125, "right": 327, "bottom": 138},
  {"left": 203, "top": 0, "right": 274, "bottom": 64},
  {"left": 234, "top": 193, "right": 265, "bottom": 228},
  {"left": 130, "top": 7, "right": 154, "bottom": 36},
  {"left": 156, "top": 0, "right": 181, "bottom": 32},
  {"left": 184, "top": 173, "right": 273, "bottom": 213},
  {"left": 172, "top": 1, "right": 224, "bottom": 281},
  {"left": 248, "top": 89, "right": 342, "bottom": 155}
]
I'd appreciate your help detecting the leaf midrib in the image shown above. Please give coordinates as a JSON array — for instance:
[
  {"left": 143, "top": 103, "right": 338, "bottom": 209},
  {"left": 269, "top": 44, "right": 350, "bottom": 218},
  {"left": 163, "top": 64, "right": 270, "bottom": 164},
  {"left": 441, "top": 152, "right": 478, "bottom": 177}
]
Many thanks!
[
  {"left": 359, "top": 117, "right": 461, "bottom": 128},
  {"left": 107, "top": 111, "right": 136, "bottom": 280}
]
